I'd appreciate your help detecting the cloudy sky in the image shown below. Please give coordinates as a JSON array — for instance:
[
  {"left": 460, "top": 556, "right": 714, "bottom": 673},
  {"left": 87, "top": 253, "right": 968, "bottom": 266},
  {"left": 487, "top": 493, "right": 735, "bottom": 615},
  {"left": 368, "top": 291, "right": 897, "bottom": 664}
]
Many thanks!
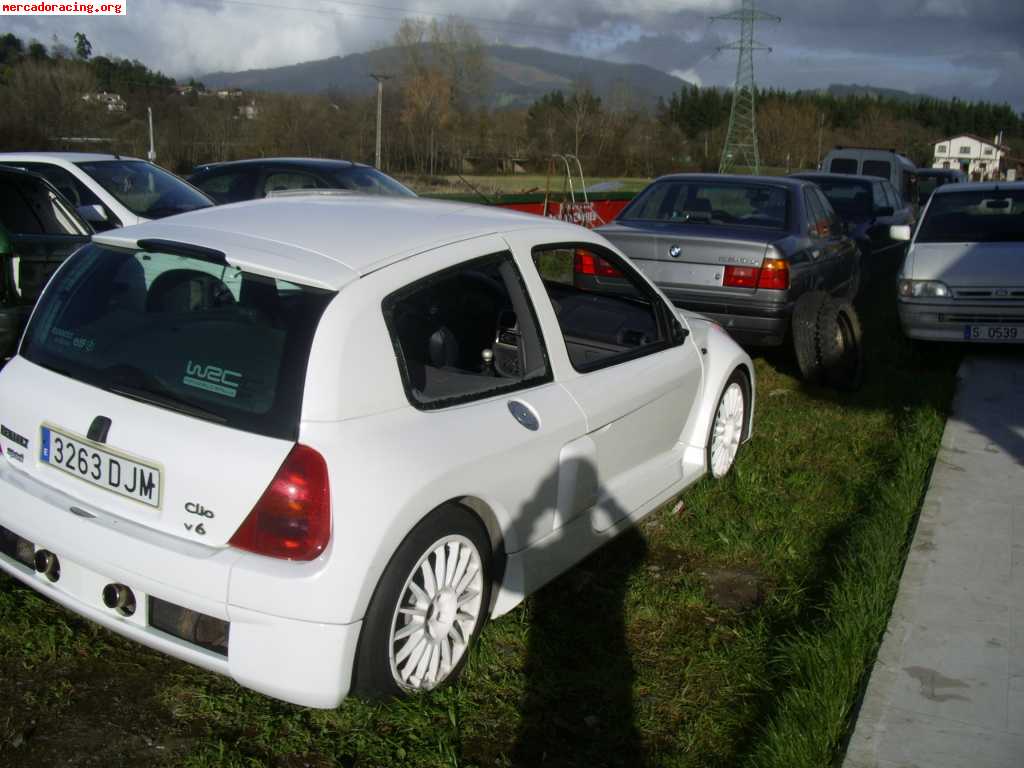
[{"left": 7, "top": 0, "right": 1023, "bottom": 109}]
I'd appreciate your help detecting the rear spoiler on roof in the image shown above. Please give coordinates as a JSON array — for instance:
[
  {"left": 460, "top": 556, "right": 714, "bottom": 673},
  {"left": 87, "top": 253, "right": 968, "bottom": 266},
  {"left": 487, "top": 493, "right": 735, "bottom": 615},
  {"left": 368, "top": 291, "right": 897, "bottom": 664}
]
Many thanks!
[{"left": 137, "top": 238, "right": 227, "bottom": 266}]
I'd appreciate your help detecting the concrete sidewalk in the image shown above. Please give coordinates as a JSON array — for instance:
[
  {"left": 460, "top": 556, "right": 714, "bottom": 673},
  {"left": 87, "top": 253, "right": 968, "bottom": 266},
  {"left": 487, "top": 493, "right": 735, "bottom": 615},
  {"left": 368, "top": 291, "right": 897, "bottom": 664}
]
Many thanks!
[{"left": 844, "top": 354, "right": 1024, "bottom": 768}]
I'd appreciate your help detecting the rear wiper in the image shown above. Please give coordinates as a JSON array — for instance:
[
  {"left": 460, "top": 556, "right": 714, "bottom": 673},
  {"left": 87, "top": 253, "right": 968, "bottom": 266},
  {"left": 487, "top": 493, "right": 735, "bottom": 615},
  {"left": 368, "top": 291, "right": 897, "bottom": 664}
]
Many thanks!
[{"left": 107, "top": 384, "right": 227, "bottom": 424}]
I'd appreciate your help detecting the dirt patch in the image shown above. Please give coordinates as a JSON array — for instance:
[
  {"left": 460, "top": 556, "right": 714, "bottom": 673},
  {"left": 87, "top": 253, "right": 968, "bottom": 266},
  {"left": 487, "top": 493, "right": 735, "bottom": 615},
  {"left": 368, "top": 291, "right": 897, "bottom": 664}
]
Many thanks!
[
  {"left": 703, "top": 567, "right": 768, "bottom": 611},
  {"left": 1, "top": 653, "right": 190, "bottom": 767}
]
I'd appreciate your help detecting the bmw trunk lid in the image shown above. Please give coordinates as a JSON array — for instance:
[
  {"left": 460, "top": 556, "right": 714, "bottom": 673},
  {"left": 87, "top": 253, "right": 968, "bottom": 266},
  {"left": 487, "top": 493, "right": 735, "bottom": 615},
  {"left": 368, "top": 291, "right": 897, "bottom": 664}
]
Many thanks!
[{"left": 599, "top": 222, "right": 775, "bottom": 295}]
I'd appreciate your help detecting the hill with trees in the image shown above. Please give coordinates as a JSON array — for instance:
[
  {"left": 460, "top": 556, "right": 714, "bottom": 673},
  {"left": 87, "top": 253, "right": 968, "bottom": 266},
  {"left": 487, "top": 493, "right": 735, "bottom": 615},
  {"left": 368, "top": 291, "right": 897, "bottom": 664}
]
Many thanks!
[{"left": 1, "top": 25, "right": 1020, "bottom": 180}]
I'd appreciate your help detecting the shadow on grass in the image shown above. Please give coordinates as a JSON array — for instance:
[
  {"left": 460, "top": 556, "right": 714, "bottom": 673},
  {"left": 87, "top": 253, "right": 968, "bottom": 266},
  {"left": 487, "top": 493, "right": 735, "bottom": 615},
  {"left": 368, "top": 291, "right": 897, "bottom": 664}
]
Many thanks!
[{"left": 511, "top": 527, "right": 648, "bottom": 768}]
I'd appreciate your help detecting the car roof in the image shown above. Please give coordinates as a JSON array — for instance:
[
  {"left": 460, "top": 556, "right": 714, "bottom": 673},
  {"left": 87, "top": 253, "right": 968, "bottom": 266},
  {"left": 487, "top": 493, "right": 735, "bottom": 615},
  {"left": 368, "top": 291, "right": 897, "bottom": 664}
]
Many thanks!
[
  {"left": 651, "top": 173, "right": 805, "bottom": 190},
  {"left": 917, "top": 168, "right": 963, "bottom": 177},
  {"left": 789, "top": 171, "right": 874, "bottom": 184},
  {"left": 931, "top": 180, "right": 1024, "bottom": 195},
  {"left": 191, "top": 157, "right": 361, "bottom": 174},
  {"left": 92, "top": 197, "right": 578, "bottom": 291},
  {"left": 0, "top": 152, "right": 143, "bottom": 163}
]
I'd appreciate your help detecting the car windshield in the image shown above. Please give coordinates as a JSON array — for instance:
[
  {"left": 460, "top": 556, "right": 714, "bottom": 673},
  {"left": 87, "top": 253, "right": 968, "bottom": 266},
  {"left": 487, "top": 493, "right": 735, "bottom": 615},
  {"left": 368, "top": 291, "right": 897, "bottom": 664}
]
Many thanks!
[
  {"left": 620, "top": 181, "right": 789, "bottom": 229},
  {"left": 20, "top": 244, "right": 334, "bottom": 439},
  {"left": 76, "top": 160, "right": 212, "bottom": 218},
  {"left": 329, "top": 167, "right": 416, "bottom": 197},
  {"left": 810, "top": 180, "right": 872, "bottom": 219},
  {"left": 916, "top": 190, "right": 1024, "bottom": 243}
]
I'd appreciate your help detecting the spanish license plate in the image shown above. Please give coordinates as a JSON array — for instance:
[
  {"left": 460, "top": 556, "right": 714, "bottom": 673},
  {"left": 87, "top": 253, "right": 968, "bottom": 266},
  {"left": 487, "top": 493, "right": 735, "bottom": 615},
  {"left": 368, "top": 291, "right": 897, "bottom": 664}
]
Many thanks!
[
  {"left": 39, "top": 425, "right": 162, "bottom": 508},
  {"left": 963, "top": 325, "right": 1022, "bottom": 343}
]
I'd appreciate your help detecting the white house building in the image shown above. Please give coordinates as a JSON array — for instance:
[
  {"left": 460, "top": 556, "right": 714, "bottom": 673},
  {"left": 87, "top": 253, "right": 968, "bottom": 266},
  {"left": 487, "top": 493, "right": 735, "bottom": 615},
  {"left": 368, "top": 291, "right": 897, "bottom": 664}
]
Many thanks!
[{"left": 932, "top": 134, "right": 1009, "bottom": 180}]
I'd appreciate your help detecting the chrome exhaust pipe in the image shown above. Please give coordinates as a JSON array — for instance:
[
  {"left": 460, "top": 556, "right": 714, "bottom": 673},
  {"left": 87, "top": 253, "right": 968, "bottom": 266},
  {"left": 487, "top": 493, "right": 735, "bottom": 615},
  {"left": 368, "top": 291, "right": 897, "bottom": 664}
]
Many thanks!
[
  {"left": 102, "top": 583, "right": 136, "bottom": 616},
  {"left": 33, "top": 550, "right": 60, "bottom": 582}
]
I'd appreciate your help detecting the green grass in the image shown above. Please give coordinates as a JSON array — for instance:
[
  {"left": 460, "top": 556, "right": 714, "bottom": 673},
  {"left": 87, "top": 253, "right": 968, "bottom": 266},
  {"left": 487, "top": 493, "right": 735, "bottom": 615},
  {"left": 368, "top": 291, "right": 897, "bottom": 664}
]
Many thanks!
[{"left": 0, "top": 273, "right": 958, "bottom": 767}]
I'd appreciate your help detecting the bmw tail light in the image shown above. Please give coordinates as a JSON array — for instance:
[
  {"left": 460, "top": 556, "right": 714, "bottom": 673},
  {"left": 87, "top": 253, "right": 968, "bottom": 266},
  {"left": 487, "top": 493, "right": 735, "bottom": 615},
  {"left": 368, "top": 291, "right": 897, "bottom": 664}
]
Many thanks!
[
  {"left": 229, "top": 444, "right": 331, "bottom": 561},
  {"left": 757, "top": 258, "right": 790, "bottom": 290},
  {"left": 723, "top": 265, "right": 759, "bottom": 288},
  {"left": 573, "top": 249, "right": 623, "bottom": 277}
]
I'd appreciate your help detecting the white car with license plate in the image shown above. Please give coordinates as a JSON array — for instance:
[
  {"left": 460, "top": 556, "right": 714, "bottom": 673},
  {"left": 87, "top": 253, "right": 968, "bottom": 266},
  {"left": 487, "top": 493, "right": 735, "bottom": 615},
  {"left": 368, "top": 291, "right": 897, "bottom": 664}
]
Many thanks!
[
  {"left": 895, "top": 181, "right": 1024, "bottom": 343},
  {"left": 0, "top": 197, "right": 754, "bottom": 707}
]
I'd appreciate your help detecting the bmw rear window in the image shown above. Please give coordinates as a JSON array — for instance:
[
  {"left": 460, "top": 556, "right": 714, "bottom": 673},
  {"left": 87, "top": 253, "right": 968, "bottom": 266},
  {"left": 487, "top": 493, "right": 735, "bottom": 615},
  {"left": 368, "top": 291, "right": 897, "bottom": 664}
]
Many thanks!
[{"left": 20, "top": 244, "right": 334, "bottom": 439}]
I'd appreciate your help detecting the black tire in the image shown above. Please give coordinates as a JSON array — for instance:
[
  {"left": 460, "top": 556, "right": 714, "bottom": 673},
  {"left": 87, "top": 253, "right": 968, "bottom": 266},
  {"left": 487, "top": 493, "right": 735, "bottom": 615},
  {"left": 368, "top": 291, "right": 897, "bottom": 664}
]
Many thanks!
[
  {"left": 818, "top": 298, "right": 865, "bottom": 391},
  {"left": 705, "top": 368, "right": 751, "bottom": 480},
  {"left": 792, "top": 290, "right": 830, "bottom": 383},
  {"left": 352, "top": 503, "right": 493, "bottom": 699}
]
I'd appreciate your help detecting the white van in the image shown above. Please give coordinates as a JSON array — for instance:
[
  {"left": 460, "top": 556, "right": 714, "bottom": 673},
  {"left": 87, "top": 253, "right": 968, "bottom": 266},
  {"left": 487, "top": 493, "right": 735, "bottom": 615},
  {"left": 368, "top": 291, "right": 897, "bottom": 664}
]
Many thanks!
[{"left": 823, "top": 147, "right": 919, "bottom": 208}]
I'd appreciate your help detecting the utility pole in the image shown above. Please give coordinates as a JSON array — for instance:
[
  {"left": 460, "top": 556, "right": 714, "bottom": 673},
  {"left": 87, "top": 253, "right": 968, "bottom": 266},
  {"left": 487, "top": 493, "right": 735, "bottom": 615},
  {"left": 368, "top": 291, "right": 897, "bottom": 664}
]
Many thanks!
[
  {"left": 370, "top": 73, "right": 392, "bottom": 170},
  {"left": 712, "top": 0, "right": 780, "bottom": 175},
  {"left": 817, "top": 111, "right": 824, "bottom": 168},
  {"left": 147, "top": 107, "right": 156, "bottom": 162}
]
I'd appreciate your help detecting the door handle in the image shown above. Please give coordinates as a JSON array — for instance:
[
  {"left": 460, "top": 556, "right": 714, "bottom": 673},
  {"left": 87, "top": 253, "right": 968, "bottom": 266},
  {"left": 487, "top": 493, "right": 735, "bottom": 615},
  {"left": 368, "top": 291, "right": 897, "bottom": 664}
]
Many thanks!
[{"left": 508, "top": 400, "right": 539, "bottom": 431}]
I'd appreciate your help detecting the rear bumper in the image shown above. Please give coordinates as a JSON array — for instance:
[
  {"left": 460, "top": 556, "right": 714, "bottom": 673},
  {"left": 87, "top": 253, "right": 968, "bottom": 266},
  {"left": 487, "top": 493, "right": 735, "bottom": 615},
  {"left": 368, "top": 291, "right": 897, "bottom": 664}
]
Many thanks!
[
  {"left": 665, "top": 294, "right": 791, "bottom": 347},
  {"left": 898, "top": 300, "right": 1024, "bottom": 342},
  {"left": 0, "top": 463, "right": 360, "bottom": 708}
]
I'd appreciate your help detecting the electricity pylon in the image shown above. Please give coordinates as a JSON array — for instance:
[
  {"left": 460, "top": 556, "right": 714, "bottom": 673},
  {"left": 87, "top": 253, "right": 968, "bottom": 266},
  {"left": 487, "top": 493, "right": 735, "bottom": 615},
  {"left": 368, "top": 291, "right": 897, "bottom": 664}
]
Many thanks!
[{"left": 713, "top": 0, "right": 780, "bottom": 175}]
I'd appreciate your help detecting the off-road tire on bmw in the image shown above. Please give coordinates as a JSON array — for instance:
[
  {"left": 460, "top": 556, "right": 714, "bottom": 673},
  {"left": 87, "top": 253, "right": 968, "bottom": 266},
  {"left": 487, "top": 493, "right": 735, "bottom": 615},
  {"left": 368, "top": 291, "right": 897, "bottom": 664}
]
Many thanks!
[
  {"left": 842, "top": 256, "right": 862, "bottom": 302},
  {"left": 818, "top": 298, "right": 865, "bottom": 391},
  {"left": 352, "top": 503, "right": 492, "bottom": 699},
  {"left": 792, "top": 291, "right": 830, "bottom": 383}
]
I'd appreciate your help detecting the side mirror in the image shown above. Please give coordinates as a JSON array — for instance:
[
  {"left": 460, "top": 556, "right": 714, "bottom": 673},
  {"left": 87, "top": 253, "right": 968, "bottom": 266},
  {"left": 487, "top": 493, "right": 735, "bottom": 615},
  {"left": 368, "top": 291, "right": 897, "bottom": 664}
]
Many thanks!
[
  {"left": 875, "top": 206, "right": 894, "bottom": 218},
  {"left": 890, "top": 225, "right": 912, "bottom": 242},
  {"left": 76, "top": 204, "right": 109, "bottom": 224}
]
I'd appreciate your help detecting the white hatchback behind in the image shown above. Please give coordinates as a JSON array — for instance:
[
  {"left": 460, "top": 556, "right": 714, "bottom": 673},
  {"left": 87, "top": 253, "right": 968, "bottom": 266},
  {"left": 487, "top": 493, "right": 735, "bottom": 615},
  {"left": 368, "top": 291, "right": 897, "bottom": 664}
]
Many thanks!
[{"left": 0, "top": 197, "right": 754, "bottom": 707}]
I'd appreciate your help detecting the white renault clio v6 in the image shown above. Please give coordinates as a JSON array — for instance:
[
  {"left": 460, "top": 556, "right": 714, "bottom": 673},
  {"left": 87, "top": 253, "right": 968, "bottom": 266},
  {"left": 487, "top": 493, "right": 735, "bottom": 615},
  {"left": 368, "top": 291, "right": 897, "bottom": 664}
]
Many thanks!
[{"left": 0, "top": 197, "right": 754, "bottom": 707}]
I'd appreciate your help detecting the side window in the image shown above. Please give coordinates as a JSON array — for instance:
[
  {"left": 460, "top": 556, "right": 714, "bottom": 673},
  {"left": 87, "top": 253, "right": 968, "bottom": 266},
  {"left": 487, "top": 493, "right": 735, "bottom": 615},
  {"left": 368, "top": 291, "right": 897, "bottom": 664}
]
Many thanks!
[
  {"left": 872, "top": 182, "right": 889, "bottom": 211},
  {"left": 883, "top": 182, "right": 901, "bottom": 210},
  {"left": 383, "top": 252, "right": 551, "bottom": 410},
  {"left": 530, "top": 244, "right": 684, "bottom": 373},
  {"left": 15, "top": 163, "right": 101, "bottom": 209},
  {"left": 814, "top": 189, "right": 840, "bottom": 235},
  {"left": 262, "top": 171, "right": 325, "bottom": 197},
  {"left": 862, "top": 160, "right": 891, "bottom": 179},
  {"left": 804, "top": 190, "right": 828, "bottom": 237},
  {"left": 16, "top": 163, "right": 119, "bottom": 230},
  {"left": 197, "top": 169, "right": 259, "bottom": 204}
]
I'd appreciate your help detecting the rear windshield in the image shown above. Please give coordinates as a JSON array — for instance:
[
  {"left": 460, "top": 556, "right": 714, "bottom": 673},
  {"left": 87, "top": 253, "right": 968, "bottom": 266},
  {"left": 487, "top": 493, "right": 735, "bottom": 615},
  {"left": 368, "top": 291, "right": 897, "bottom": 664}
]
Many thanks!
[
  {"left": 810, "top": 179, "right": 872, "bottom": 219},
  {"left": 329, "top": 167, "right": 416, "bottom": 197},
  {"left": 76, "top": 160, "right": 212, "bottom": 219},
  {"left": 620, "top": 181, "right": 789, "bottom": 229},
  {"left": 21, "top": 244, "right": 334, "bottom": 439},
  {"left": 917, "top": 190, "right": 1024, "bottom": 244},
  {"left": 829, "top": 158, "right": 858, "bottom": 174}
]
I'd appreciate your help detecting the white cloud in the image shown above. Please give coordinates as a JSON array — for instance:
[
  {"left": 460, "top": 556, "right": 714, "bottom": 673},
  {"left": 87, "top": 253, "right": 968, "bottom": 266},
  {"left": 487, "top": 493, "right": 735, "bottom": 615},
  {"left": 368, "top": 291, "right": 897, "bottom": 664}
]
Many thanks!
[{"left": 671, "top": 68, "right": 703, "bottom": 87}]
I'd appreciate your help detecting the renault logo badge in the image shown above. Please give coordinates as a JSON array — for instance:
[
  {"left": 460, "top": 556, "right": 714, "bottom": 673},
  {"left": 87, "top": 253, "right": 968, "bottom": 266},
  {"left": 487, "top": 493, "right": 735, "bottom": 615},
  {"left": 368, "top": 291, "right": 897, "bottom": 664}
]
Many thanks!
[{"left": 669, "top": 245, "right": 682, "bottom": 258}]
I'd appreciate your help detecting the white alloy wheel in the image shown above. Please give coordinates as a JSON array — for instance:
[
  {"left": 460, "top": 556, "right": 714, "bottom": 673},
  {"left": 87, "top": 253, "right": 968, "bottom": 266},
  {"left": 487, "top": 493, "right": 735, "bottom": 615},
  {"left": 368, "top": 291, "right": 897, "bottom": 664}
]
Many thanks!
[
  {"left": 710, "top": 381, "right": 745, "bottom": 479},
  {"left": 388, "top": 534, "right": 485, "bottom": 691}
]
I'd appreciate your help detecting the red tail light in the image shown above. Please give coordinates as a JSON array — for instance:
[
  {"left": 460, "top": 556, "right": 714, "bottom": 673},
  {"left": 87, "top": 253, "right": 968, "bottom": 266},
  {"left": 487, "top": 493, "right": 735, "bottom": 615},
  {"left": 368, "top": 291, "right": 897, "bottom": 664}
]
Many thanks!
[
  {"left": 757, "top": 258, "right": 790, "bottom": 290},
  {"left": 723, "top": 265, "right": 759, "bottom": 288},
  {"left": 229, "top": 444, "right": 331, "bottom": 561},
  {"left": 723, "top": 257, "right": 790, "bottom": 290},
  {"left": 573, "top": 249, "right": 623, "bottom": 277}
]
